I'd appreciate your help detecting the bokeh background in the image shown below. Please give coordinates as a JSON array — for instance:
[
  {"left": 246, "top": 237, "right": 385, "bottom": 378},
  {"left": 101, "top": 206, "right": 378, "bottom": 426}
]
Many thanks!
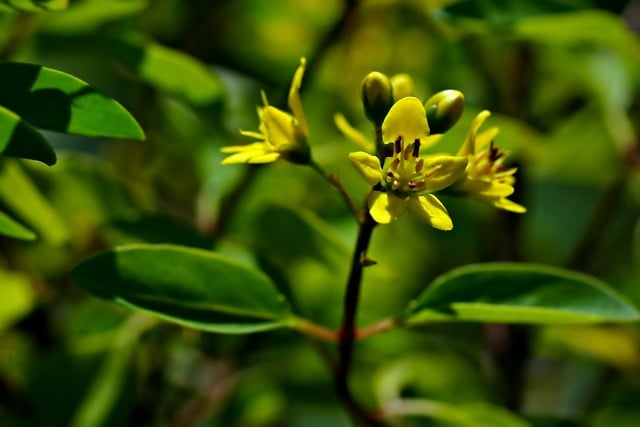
[{"left": 2, "top": 0, "right": 640, "bottom": 426}]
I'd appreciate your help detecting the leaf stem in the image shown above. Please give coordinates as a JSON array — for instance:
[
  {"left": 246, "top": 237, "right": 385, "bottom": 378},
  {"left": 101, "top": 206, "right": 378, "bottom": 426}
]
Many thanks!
[
  {"left": 290, "top": 316, "right": 339, "bottom": 342},
  {"left": 356, "top": 317, "right": 397, "bottom": 340},
  {"left": 310, "top": 159, "right": 363, "bottom": 222}
]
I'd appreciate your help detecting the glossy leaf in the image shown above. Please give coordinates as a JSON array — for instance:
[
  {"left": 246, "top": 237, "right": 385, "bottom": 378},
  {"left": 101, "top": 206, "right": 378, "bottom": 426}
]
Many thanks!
[
  {"left": 0, "top": 210, "right": 36, "bottom": 240},
  {"left": 70, "top": 244, "right": 291, "bottom": 333},
  {"left": 0, "top": 0, "right": 67, "bottom": 12},
  {"left": 406, "top": 263, "right": 640, "bottom": 325},
  {"left": 109, "top": 36, "right": 224, "bottom": 106},
  {"left": 0, "top": 105, "right": 56, "bottom": 165},
  {"left": 0, "top": 62, "right": 144, "bottom": 139}
]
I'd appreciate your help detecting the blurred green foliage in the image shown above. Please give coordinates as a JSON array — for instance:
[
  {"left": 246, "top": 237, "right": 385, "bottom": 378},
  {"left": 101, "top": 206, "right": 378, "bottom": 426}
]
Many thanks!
[{"left": 1, "top": 0, "right": 640, "bottom": 426}]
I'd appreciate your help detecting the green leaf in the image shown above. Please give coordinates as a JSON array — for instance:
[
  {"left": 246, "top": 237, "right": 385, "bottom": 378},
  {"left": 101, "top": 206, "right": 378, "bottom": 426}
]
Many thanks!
[
  {"left": 43, "top": 0, "right": 148, "bottom": 34},
  {"left": 0, "top": 0, "right": 67, "bottom": 12},
  {"left": 382, "top": 399, "right": 531, "bottom": 427},
  {"left": 406, "top": 263, "right": 640, "bottom": 325},
  {"left": 0, "top": 105, "right": 56, "bottom": 165},
  {"left": 70, "top": 244, "right": 291, "bottom": 334},
  {"left": 0, "top": 210, "right": 36, "bottom": 240},
  {"left": 0, "top": 160, "right": 69, "bottom": 245},
  {"left": 108, "top": 36, "right": 224, "bottom": 106},
  {"left": 0, "top": 62, "right": 144, "bottom": 139}
]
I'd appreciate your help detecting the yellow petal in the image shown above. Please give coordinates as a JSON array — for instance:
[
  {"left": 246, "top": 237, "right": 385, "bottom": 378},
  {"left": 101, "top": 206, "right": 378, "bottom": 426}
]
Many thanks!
[
  {"left": 221, "top": 142, "right": 267, "bottom": 153},
  {"left": 475, "top": 127, "right": 500, "bottom": 151},
  {"left": 407, "top": 194, "right": 453, "bottom": 230},
  {"left": 382, "top": 97, "right": 429, "bottom": 144},
  {"left": 422, "top": 155, "right": 468, "bottom": 192},
  {"left": 457, "top": 110, "right": 491, "bottom": 156},
  {"left": 221, "top": 146, "right": 275, "bottom": 165},
  {"left": 493, "top": 198, "right": 527, "bottom": 213},
  {"left": 349, "top": 151, "right": 382, "bottom": 186},
  {"left": 334, "top": 113, "right": 375, "bottom": 152},
  {"left": 262, "top": 106, "right": 297, "bottom": 149},
  {"left": 288, "top": 57, "right": 308, "bottom": 136},
  {"left": 368, "top": 191, "right": 406, "bottom": 224},
  {"left": 246, "top": 152, "right": 281, "bottom": 164},
  {"left": 457, "top": 179, "right": 514, "bottom": 197}
]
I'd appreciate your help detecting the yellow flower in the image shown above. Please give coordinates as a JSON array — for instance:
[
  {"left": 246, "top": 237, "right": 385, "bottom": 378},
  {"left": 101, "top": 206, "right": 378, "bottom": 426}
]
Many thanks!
[
  {"left": 221, "top": 58, "right": 310, "bottom": 165},
  {"left": 453, "top": 111, "right": 526, "bottom": 213},
  {"left": 349, "top": 97, "right": 468, "bottom": 230}
]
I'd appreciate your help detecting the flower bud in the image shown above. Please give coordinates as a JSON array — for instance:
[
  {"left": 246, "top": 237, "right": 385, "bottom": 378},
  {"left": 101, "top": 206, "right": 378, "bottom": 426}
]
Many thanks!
[
  {"left": 390, "top": 73, "right": 415, "bottom": 100},
  {"left": 361, "top": 71, "right": 394, "bottom": 126},
  {"left": 424, "top": 90, "right": 465, "bottom": 134}
]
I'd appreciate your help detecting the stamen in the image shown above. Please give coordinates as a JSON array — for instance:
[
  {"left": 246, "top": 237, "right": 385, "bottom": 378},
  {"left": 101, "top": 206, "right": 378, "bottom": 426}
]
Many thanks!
[
  {"left": 415, "top": 158, "right": 424, "bottom": 173},
  {"left": 408, "top": 181, "right": 417, "bottom": 189},
  {"left": 391, "top": 179, "right": 401, "bottom": 190},
  {"left": 412, "top": 139, "right": 420, "bottom": 157},
  {"left": 403, "top": 144, "right": 412, "bottom": 160},
  {"left": 394, "top": 136, "right": 402, "bottom": 154},
  {"left": 390, "top": 158, "right": 400, "bottom": 171}
]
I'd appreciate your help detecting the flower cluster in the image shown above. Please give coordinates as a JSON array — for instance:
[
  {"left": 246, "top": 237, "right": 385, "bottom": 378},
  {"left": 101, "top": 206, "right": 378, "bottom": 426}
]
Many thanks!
[{"left": 221, "top": 59, "right": 525, "bottom": 230}]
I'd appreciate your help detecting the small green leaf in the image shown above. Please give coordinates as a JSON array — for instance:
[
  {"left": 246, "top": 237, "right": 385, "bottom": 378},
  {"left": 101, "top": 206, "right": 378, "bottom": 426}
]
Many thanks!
[
  {"left": 406, "top": 263, "right": 640, "bottom": 325},
  {"left": 0, "top": 105, "right": 56, "bottom": 165},
  {"left": 0, "top": 0, "right": 68, "bottom": 12},
  {"left": 0, "top": 62, "right": 144, "bottom": 139},
  {"left": 70, "top": 244, "right": 291, "bottom": 334},
  {"left": 0, "top": 210, "right": 36, "bottom": 240},
  {"left": 108, "top": 36, "right": 224, "bottom": 106}
]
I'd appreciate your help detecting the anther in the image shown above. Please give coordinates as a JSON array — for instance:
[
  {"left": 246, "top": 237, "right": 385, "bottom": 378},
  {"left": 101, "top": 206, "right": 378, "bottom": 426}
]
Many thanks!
[
  {"left": 394, "top": 136, "right": 402, "bottom": 154},
  {"left": 390, "top": 157, "right": 400, "bottom": 171},
  {"left": 412, "top": 139, "right": 420, "bottom": 157},
  {"left": 415, "top": 158, "right": 424, "bottom": 173},
  {"left": 408, "top": 181, "right": 417, "bottom": 189},
  {"left": 403, "top": 144, "right": 412, "bottom": 160}
]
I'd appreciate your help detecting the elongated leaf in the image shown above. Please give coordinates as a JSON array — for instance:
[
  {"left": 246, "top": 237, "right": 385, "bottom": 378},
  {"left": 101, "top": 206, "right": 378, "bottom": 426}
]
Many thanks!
[
  {"left": 70, "top": 244, "right": 291, "bottom": 333},
  {"left": 0, "top": 161, "right": 68, "bottom": 245},
  {"left": 0, "top": 105, "right": 56, "bottom": 165},
  {"left": 108, "top": 36, "right": 224, "bottom": 106},
  {"left": 0, "top": 62, "right": 144, "bottom": 139},
  {"left": 0, "top": 210, "right": 36, "bottom": 240},
  {"left": 406, "top": 263, "right": 640, "bottom": 325},
  {"left": 0, "top": 0, "right": 67, "bottom": 12}
]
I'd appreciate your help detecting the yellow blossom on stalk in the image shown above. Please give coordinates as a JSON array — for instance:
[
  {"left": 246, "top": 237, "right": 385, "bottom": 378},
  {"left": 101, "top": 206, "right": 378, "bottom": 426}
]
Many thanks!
[
  {"left": 452, "top": 111, "right": 526, "bottom": 213},
  {"left": 221, "top": 58, "right": 310, "bottom": 165},
  {"left": 349, "top": 97, "right": 468, "bottom": 230}
]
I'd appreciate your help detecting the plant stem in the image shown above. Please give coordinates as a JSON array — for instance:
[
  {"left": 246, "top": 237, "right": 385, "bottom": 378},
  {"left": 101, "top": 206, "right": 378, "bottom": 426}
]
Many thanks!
[
  {"left": 310, "top": 159, "right": 363, "bottom": 222},
  {"left": 335, "top": 212, "right": 386, "bottom": 426},
  {"left": 290, "top": 316, "right": 339, "bottom": 342}
]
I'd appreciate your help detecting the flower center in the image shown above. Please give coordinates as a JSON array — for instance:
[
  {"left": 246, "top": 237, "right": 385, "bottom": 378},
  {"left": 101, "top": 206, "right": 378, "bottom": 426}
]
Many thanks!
[{"left": 383, "top": 135, "right": 426, "bottom": 194}]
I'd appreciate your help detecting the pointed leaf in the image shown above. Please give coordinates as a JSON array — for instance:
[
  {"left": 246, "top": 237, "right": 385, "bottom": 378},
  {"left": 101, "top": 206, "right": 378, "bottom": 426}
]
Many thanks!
[
  {"left": 109, "top": 36, "right": 224, "bottom": 106},
  {"left": 0, "top": 62, "right": 144, "bottom": 139},
  {"left": 0, "top": 105, "right": 56, "bottom": 165},
  {"left": 406, "top": 263, "right": 640, "bottom": 325},
  {"left": 0, "top": 0, "right": 68, "bottom": 12},
  {"left": 0, "top": 210, "right": 36, "bottom": 240},
  {"left": 70, "top": 244, "right": 291, "bottom": 334}
]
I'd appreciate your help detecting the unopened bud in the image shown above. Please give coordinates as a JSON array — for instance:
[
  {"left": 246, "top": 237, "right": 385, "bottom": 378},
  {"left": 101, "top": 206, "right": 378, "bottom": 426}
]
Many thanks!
[
  {"left": 390, "top": 73, "right": 415, "bottom": 100},
  {"left": 361, "top": 72, "right": 394, "bottom": 125},
  {"left": 424, "top": 90, "right": 465, "bottom": 134}
]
